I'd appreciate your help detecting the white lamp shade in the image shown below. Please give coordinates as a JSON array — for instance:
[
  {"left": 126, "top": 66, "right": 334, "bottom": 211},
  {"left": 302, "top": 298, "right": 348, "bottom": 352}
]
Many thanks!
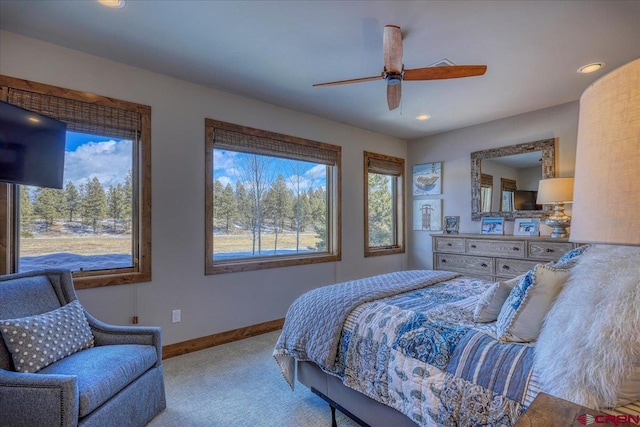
[
  {"left": 536, "top": 178, "right": 574, "bottom": 204},
  {"left": 570, "top": 58, "right": 640, "bottom": 245}
]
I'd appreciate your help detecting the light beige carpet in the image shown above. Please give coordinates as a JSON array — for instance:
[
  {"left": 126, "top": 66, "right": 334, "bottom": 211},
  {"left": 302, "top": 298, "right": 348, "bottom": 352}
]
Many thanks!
[{"left": 148, "top": 330, "right": 360, "bottom": 427}]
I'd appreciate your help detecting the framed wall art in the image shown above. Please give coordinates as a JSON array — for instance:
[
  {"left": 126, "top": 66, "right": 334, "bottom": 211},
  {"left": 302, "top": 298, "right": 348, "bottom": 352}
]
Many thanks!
[
  {"left": 413, "top": 162, "right": 442, "bottom": 196},
  {"left": 413, "top": 199, "right": 442, "bottom": 231}
]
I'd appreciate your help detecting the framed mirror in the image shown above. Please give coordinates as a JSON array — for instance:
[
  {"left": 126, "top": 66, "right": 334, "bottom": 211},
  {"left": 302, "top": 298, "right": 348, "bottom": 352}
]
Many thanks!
[{"left": 471, "top": 138, "right": 555, "bottom": 221}]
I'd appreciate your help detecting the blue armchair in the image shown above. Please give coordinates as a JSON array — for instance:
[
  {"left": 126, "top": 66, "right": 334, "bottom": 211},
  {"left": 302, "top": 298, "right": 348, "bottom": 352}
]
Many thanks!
[{"left": 0, "top": 270, "right": 166, "bottom": 426}]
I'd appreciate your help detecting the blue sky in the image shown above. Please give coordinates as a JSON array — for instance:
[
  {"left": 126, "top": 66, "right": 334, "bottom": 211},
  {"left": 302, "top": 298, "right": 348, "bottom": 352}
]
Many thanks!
[
  {"left": 62, "top": 132, "right": 132, "bottom": 188},
  {"left": 213, "top": 149, "right": 327, "bottom": 192}
]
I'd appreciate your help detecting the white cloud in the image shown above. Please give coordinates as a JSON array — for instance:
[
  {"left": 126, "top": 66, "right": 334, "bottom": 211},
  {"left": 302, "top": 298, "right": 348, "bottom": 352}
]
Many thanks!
[{"left": 63, "top": 140, "right": 132, "bottom": 188}]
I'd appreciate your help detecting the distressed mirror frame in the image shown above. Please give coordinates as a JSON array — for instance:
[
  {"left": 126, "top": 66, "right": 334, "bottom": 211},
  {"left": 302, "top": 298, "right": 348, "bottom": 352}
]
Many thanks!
[{"left": 471, "top": 138, "right": 556, "bottom": 221}]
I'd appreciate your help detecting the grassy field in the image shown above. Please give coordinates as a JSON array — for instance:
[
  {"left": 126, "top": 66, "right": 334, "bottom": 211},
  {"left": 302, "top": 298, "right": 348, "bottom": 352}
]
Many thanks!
[{"left": 20, "top": 232, "right": 320, "bottom": 256}]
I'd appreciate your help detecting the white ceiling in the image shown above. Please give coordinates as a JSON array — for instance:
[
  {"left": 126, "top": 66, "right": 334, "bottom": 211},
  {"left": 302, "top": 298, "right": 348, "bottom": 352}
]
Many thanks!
[{"left": 1, "top": 0, "right": 639, "bottom": 140}]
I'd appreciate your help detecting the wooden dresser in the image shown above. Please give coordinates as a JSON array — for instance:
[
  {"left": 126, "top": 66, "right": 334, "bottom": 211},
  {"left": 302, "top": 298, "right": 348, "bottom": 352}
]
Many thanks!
[{"left": 432, "top": 233, "right": 578, "bottom": 281}]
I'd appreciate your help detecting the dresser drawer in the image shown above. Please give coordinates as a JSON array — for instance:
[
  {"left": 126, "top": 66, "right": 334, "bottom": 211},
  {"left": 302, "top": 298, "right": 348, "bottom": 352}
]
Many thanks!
[
  {"left": 435, "top": 253, "right": 493, "bottom": 276},
  {"left": 495, "top": 258, "right": 539, "bottom": 278},
  {"left": 527, "top": 241, "right": 574, "bottom": 261},
  {"left": 466, "top": 239, "right": 525, "bottom": 258},
  {"left": 433, "top": 236, "right": 465, "bottom": 253}
]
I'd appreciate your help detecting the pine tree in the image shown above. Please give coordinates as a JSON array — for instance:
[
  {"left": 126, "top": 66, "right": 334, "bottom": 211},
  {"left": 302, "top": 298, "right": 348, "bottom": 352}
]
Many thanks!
[
  {"left": 64, "top": 181, "right": 80, "bottom": 222},
  {"left": 367, "top": 173, "right": 393, "bottom": 246},
  {"left": 19, "top": 186, "right": 34, "bottom": 237},
  {"left": 84, "top": 177, "right": 107, "bottom": 233},
  {"left": 234, "top": 181, "right": 252, "bottom": 231},
  {"left": 264, "top": 175, "right": 292, "bottom": 253},
  {"left": 33, "top": 187, "right": 63, "bottom": 231},
  {"left": 217, "top": 183, "right": 237, "bottom": 233},
  {"left": 107, "top": 183, "right": 125, "bottom": 231},
  {"left": 121, "top": 170, "right": 133, "bottom": 232}
]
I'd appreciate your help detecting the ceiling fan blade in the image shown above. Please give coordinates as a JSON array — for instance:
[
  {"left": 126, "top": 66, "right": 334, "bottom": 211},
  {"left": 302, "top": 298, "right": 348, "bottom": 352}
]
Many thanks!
[
  {"left": 383, "top": 25, "right": 403, "bottom": 73},
  {"left": 403, "top": 65, "right": 487, "bottom": 81},
  {"left": 387, "top": 83, "right": 401, "bottom": 111},
  {"left": 313, "top": 74, "right": 384, "bottom": 87}
]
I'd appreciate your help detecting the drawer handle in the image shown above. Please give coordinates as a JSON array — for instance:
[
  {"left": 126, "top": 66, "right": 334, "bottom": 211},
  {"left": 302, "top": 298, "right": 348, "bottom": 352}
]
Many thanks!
[
  {"left": 480, "top": 263, "right": 488, "bottom": 268},
  {"left": 471, "top": 244, "right": 477, "bottom": 248},
  {"left": 512, "top": 247, "right": 520, "bottom": 251},
  {"left": 502, "top": 265, "right": 510, "bottom": 270},
  {"left": 441, "top": 259, "right": 447, "bottom": 263},
  {"left": 447, "top": 243, "right": 452, "bottom": 247},
  {"left": 546, "top": 248, "right": 555, "bottom": 253}
]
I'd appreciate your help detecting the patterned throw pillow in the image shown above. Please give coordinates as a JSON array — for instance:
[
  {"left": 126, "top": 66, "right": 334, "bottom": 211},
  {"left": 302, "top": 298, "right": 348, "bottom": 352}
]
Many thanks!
[
  {"left": 496, "top": 264, "right": 570, "bottom": 343},
  {"left": 552, "top": 245, "right": 590, "bottom": 269},
  {"left": 0, "top": 300, "right": 94, "bottom": 373},
  {"left": 473, "top": 274, "right": 525, "bottom": 323}
]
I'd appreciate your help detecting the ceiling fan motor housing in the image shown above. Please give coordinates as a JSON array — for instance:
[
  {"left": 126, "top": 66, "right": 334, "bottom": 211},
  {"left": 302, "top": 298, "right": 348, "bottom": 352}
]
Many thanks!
[{"left": 386, "top": 73, "right": 402, "bottom": 85}]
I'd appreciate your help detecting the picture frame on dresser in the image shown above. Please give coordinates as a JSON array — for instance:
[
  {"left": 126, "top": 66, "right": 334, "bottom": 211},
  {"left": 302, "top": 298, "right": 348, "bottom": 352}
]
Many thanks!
[
  {"left": 514, "top": 218, "right": 540, "bottom": 236},
  {"left": 443, "top": 216, "right": 460, "bottom": 234},
  {"left": 480, "top": 217, "right": 504, "bottom": 235}
]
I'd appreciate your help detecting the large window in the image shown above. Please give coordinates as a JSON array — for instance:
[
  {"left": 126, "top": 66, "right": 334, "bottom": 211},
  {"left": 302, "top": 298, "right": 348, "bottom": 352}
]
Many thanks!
[
  {"left": 205, "top": 119, "right": 341, "bottom": 274},
  {"left": 0, "top": 75, "right": 152, "bottom": 289},
  {"left": 364, "top": 151, "right": 405, "bottom": 257}
]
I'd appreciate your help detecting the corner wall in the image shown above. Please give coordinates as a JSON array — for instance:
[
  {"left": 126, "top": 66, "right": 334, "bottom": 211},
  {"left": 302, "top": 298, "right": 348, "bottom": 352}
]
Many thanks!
[
  {"left": 406, "top": 101, "right": 579, "bottom": 270},
  {"left": 0, "top": 30, "right": 408, "bottom": 345}
]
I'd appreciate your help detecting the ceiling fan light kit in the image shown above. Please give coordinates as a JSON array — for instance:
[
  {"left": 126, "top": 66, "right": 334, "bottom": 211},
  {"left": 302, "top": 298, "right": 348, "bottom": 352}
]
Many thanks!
[{"left": 313, "top": 25, "right": 487, "bottom": 111}]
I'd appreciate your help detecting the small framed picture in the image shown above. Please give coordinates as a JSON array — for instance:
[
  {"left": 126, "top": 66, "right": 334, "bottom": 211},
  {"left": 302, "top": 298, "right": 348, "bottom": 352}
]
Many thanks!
[
  {"left": 481, "top": 217, "right": 504, "bottom": 235},
  {"left": 514, "top": 218, "right": 540, "bottom": 236},
  {"left": 443, "top": 216, "right": 460, "bottom": 234}
]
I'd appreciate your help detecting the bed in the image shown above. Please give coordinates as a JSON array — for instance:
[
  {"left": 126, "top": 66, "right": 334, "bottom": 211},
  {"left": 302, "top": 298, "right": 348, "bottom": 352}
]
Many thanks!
[{"left": 273, "top": 246, "right": 640, "bottom": 426}]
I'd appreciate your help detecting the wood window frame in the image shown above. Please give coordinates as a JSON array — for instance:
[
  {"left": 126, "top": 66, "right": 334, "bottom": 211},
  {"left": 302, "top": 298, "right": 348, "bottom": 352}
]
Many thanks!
[
  {"left": 0, "top": 75, "right": 152, "bottom": 289},
  {"left": 205, "top": 119, "right": 341, "bottom": 275},
  {"left": 364, "top": 151, "right": 405, "bottom": 258}
]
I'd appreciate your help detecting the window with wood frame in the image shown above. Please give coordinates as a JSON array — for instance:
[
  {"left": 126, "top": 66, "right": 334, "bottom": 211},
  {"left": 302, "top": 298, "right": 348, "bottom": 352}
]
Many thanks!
[
  {"left": 500, "top": 177, "right": 517, "bottom": 211},
  {"left": 0, "top": 75, "right": 151, "bottom": 289},
  {"left": 205, "top": 119, "right": 341, "bottom": 274},
  {"left": 364, "top": 151, "right": 405, "bottom": 257}
]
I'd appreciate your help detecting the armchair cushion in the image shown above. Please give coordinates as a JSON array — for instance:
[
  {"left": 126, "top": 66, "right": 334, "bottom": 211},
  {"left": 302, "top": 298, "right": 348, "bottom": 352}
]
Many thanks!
[
  {"left": 39, "top": 344, "right": 158, "bottom": 417},
  {"left": 0, "top": 300, "right": 94, "bottom": 373}
]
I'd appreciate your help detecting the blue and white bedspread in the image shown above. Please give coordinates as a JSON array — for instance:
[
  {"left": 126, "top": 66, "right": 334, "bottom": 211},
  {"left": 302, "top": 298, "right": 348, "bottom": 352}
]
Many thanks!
[{"left": 274, "top": 272, "right": 542, "bottom": 427}]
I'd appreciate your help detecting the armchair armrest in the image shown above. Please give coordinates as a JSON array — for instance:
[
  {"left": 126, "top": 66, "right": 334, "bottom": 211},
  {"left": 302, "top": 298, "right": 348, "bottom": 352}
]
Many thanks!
[
  {"left": 0, "top": 368, "right": 78, "bottom": 427},
  {"left": 84, "top": 312, "right": 163, "bottom": 366}
]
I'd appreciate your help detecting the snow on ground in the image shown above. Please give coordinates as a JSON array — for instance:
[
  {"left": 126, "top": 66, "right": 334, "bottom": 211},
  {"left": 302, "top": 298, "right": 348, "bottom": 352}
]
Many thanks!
[{"left": 20, "top": 253, "right": 132, "bottom": 273}]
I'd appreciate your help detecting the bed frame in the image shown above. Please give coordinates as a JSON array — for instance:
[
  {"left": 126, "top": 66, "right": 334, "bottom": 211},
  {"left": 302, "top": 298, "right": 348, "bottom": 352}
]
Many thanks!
[{"left": 297, "top": 361, "right": 417, "bottom": 426}]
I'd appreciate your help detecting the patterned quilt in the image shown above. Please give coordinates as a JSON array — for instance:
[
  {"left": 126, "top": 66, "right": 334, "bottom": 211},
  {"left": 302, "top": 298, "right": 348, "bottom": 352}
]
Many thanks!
[{"left": 275, "top": 273, "right": 542, "bottom": 427}]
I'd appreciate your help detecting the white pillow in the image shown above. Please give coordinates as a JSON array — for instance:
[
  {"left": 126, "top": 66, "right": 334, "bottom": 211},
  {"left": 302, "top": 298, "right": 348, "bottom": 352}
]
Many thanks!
[
  {"left": 0, "top": 300, "right": 94, "bottom": 373},
  {"left": 496, "top": 264, "right": 569, "bottom": 343},
  {"left": 473, "top": 274, "right": 524, "bottom": 323}
]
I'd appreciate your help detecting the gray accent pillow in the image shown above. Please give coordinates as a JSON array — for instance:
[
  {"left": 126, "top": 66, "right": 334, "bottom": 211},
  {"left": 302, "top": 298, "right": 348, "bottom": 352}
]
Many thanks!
[
  {"left": 0, "top": 300, "right": 94, "bottom": 373},
  {"left": 473, "top": 274, "right": 525, "bottom": 323},
  {"left": 496, "top": 264, "right": 569, "bottom": 343}
]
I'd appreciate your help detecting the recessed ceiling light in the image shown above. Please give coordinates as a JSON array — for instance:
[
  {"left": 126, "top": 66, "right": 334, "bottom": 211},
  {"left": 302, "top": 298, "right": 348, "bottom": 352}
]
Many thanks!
[
  {"left": 577, "top": 62, "right": 606, "bottom": 74},
  {"left": 416, "top": 114, "right": 431, "bottom": 121},
  {"left": 97, "top": 0, "right": 125, "bottom": 8}
]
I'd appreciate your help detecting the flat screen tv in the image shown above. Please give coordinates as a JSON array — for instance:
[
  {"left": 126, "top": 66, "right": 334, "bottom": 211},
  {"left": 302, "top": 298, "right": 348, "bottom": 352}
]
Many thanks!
[
  {"left": 514, "top": 190, "right": 542, "bottom": 210},
  {"left": 0, "top": 100, "right": 67, "bottom": 189}
]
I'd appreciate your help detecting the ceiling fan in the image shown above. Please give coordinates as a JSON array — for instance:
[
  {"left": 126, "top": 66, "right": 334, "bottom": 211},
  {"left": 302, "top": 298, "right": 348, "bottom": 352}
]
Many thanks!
[{"left": 313, "top": 25, "right": 487, "bottom": 111}]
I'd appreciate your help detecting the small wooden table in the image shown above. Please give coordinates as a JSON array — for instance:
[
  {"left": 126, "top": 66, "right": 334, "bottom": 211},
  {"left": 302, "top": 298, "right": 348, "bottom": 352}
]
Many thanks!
[{"left": 514, "top": 393, "right": 599, "bottom": 426}]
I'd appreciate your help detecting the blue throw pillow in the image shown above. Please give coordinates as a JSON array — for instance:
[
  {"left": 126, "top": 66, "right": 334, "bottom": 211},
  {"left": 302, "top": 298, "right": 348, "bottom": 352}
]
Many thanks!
[{"left": 553, "top": 245, "right": 590, "bottom": 269}]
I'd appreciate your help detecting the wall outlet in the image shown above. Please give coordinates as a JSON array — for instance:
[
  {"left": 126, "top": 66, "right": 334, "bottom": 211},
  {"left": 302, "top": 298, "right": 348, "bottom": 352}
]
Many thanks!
[{"left": 171, "top": 309, "right": 181, "bottom": 323}]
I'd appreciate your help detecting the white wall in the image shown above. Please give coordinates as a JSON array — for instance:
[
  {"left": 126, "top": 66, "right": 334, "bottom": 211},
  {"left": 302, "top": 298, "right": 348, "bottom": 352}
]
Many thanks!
[
  {"left": 0, "top": 31, "right": 408, "bottom": 345},
  {"left": 407, "top": 101, "right": 579, "bottom": 270}
]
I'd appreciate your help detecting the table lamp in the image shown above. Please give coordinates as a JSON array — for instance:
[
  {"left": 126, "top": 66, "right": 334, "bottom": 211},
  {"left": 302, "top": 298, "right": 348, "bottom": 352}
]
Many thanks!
[
  {"left": 537, "top": 177, "right": 574, "bottom": 238},
  {"left": 570, "top": 57, "right": 640, "bottom": 246}
]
